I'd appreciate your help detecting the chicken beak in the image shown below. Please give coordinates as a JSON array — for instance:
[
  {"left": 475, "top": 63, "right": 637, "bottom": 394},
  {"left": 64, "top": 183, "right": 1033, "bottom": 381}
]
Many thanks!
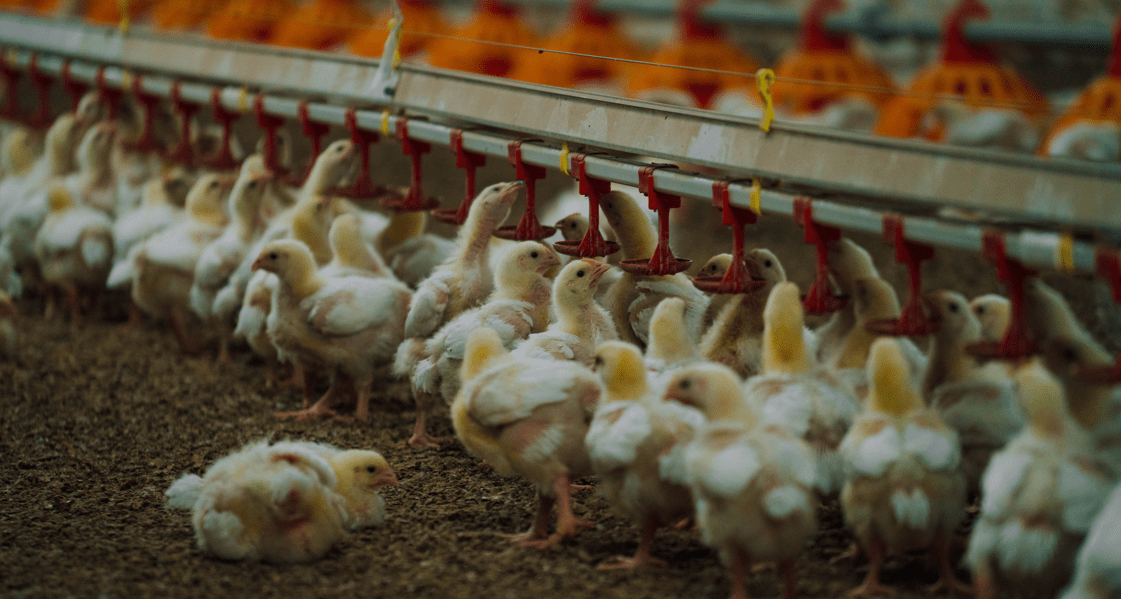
[
  {"left": 377, "top": 468, "right": 399, "bottom": 487},
  {"left": 585, "top": 259, "right": 611, "bottom": 285},
  {"left": 498, "top": 180, "right": 526, "bottom": 205},
  {"left": 743, "top": 256, "right": 764, "bottom": 281},
  {"left": 250, "top": 255, "right": 267, "bottom": 272},
  {"left": 921, "top": 292, "right": 944, "bottom": 325}
]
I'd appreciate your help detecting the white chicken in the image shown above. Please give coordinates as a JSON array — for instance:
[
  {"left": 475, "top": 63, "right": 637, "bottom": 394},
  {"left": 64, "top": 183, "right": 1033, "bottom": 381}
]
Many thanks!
[
  {"left": 512, "top": 258, "right": 615, "bottom": 366},
  {"left": 839, "top": 337, "right": 967, "bottom": 596},
  {"left": 376, "top": 210, "right": 454, "bottom": 288},
  {"left": 33, "top": 185, "right": 113, "bottom": 327},
  {"left": 644, "top": 296, "right": 703, "bottom": 376},
  {"left": 965, "top": 362, "right": 1114, "bottom": 599},
  {"left": 813, "top": 238, "right": 880, "bottom": 367},
  {"left": 452, "top": 327, "right": 602, "bottom": 548},
  {"left": 697, "top": 252, "right": 733, "bottom": 333},
  {"left": 253, "top": 238, "right": 412, "bottom": 422},
  {"left": 668, "top": 361, "right": 817, "bottom": 599},
  {"left": 585, "top": 341, "right": 701, "bottom": 569},
  {"left": 234, "top": 269, "right": 285, "bottom": 388},
  {"left": 1059, "top": 480, "right": 1121, "bottom": 599},
  {"left": 65, "top": 121, "right": 118, "bottom": 215},
  {"left": 969, "top": 293, "right": 1011, "bottom": 344},
  {"left": 747, "top": 281, "right": 861, "bottom": 498}
]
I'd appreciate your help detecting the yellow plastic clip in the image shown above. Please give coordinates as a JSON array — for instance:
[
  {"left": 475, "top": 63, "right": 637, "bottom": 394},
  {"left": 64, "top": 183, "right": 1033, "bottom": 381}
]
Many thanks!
[
  {"left": 119, "top": 69, "right": 134, "bottom": 93},
  {"left": 117, "top": 0, "right": 130, "bottom": 34},
  {"left": 388, "top": 18, "right": 403, "bottom": 70},
  {"left": 5, "top": 49, "right": 18, "bottom": 68},
  {"left": 749, "top": 176, "right": 762, "bottom": 215},
  {"left": 755, "top": 68, "right": 776, "bottom": 133},
  {"left": 381, "top": 109, "right": 391, "bottom": 136},
  {"left": 236, "top": 87, "right": 249, "bottom": 114},
  {"left": 560, "top": 141, "right": 570, "bottom": 176},
  {"left": 1057, "top": 234, "right": 1075, "bottom": 273}
]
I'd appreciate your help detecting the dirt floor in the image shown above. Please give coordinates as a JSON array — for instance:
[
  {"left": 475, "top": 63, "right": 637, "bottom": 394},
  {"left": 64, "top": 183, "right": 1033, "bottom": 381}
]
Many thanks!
[{"left": 0, "top": 199, "right": 1104, "bottom": 599}]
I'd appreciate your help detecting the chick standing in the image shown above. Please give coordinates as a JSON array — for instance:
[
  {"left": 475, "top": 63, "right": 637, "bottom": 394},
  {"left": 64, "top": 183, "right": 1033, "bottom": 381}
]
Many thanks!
[
  {"left": 585, "top": 341, "right": 701, "bottom": 569},
  {"left": 813, "top": 238, "right": 879, "bottom": 366},
  {"left": 969, "top": 293, "right": 1010, "bottom": 344},
  {"left": 452, "top": 327, "right": 602, "bottom": 548},
  {"left": 33, "top": 185, "right": 113, "bottom": 327},
  {"left": 748, "top": 281, "right": 860, "bottom": 498},
  {"left": 512, "top": 258, "right": 615, "bottom": 366},
  {"left": 839, "top": 338, "right": 967, "bottom": 596},
  {"left": 669, "top": 362, "right": 817, "bottom": 599},
  {"left": 253, "top": 239, "right": 411, "bottom": 422},
  {"left": 644, "top": 296, "right": 703, "bottom": 376},
  {"left": 965, "top": 363, "right": 1113, "bottom": 599},
  {"left": 1059, "top": 480, "right": 1121, "bottom": 599},
  {"left": 697, "top": 252, "right": 733, "bottom": 333}
]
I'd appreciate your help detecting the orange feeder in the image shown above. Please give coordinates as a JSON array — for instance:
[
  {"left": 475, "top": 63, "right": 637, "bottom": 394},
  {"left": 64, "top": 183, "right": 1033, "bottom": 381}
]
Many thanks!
[
  {"left": 349, "top": 0, "right": 449, "bottom": 60},
  {"left": 269, "top": 0, "right": 374, "bottom": 51},
  {"left": 83, "top": 0, "right": 158, "bottom": 25},
  {"left": 1040, "top": 17, "right": 1121, "bottom": 154},
  {"left": 427, "top": 0, "right": 538, "bottom": 79},
  {"left": 874, "top": 0, "right": 1048, "bottom": 140},
  {"left": 151, "top": 0, "right": 231, "bottom": 32},
  {"left": 625, "top": 0, "right": 759, "bottom": 109},
  {"left": 509, "top": 0, "right": 636, "bottom": 90},
  {"left": 206, "top": 0, "right": 292, "bottom": 43},
  {"left": 771, "top": 0, "right": 896, "bottom": 115}
]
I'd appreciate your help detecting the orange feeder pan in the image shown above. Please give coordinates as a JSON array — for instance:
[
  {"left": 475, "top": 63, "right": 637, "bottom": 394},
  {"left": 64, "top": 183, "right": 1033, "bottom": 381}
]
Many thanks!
[
  {"left": 427, "top": 0, "right": 538, "bottom": 79},
  {"left": 625, "top": 0, "right": 759, "bottom": 110},
  {"left": 349, "top": 0, "right": 449, "bottom": 60},
  {"left": 509, "top": 0, "right": 636, "bottom": 89},
  {"left": 151, "top": 0, "right": 230, "bottom": 31},
  {"left": 1040, "top": 17, "right": 1121, "bottom": 155},
  {"left": 206, "top": 0, "right": 293, "bottom": 43},
  {"left": 269, "top": 0, "right": 374, "bottom": 51},
  {"left": 771, "top": 0, "right": 896, "bottom": 115},
  {"left": 874, "top": 0, "right": 1048, "bottom": 140},
  {"left": 83, "top": 0, "right": 158, "bottom": 25}
]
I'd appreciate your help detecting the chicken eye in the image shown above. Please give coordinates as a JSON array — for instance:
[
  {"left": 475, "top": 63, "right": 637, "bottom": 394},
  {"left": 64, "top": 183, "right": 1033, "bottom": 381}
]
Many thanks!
[
  {"left": 336, "top": 145, "right": 345, "bottom": 152},
  {"left": 577, "top": 270, "right": 585, "bottom": 278},
  {"left": 530, "top": 251, "right": 539, "bottom": 258},
  {"left": 763, "top": 259, "right": 772, "bottom": 268},
  {"left": 209, "top": 181, "right": 220, "bottom": 190},
  {"left": 570, "top": 222, "right": 577, "bottom": 228},
  {"left": 247, "top": 181, "right": 258, "bottom": 189},
  {"left": 948, "top": 302, "right": 959, "bottom": 314},
  {"left": 593, "top": 356, "right": 603, "bottom": 367},
  {"left": 268, "top": 252, "right": 278, "bottom": 260},
  {"left": 679, "top": 378, "right": 691, "bottom": 390},
  {"left": 365, "top": 466, "right": 377, "bottom": 473},
  {"left": 974, "top": 305, "right": 985, "bottom": 316},
  {"left": 1061, "top": 346, "right": 1079, "bottom": 363}
]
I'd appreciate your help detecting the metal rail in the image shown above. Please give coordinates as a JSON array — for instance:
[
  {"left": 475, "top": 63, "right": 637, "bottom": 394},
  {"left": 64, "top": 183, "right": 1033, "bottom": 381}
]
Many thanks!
[{"left": 0, "top": 13, "right": 1114, "bottom": 278}]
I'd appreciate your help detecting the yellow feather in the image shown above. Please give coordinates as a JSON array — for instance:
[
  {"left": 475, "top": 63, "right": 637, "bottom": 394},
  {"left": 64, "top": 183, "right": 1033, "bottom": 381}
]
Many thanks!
[
  {"left": 866, "top": 338, "right": 923, "bottom": 417},
  {"left": 596, "top": 341, "right": 647, "bottom": 402},
  {"left": 47, "top": 185, "right": 73, "bottom": 213},
  {"left": 461, "top": 328, "right": 507, "bottom": 383},
  {"left": 763, "top": 281, "right": 809, "bottom": 375},
  {"left": 1013, "top": 361, "right": 1067, "bottom": 439},
  {"left": 376, "top": 210, "right": 426, "bottom": 256}
]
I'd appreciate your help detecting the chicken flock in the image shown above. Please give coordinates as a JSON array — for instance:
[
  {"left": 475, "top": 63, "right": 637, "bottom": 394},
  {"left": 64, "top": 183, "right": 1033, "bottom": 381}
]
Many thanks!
[{"left": 1, "top": 99, "right": 1120, "bottom": 599}]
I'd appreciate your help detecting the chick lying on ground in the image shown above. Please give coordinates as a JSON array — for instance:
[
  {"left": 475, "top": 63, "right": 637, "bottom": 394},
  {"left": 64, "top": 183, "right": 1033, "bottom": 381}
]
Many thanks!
[
  {"left": 452, "top": 327, "right": 602, "bottom": 549},
  {"left": 965, "top": 363, "right": 1113, "bottom": 599},
  {"left": 585, "top": 341, "right": 701, "bottom": 569},
  {"left": 165, "top": 440, "right": 396, "bottom": 563}
]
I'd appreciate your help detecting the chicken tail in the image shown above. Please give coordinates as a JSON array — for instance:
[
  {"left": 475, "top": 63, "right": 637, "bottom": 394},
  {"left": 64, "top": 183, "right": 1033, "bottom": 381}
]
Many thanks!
[
  {"left": 392, "top": 338, "right": 426, "bottom": 378},
  {"left": 890, "top": 487, "right": 931, "bottom": 530},
  {"left": 80, "top": 232, "right": 112, "bottom": 270},
  {"left": 165, "top": 473, "right": 204, "bottom": 509},
  {"left": 763, "top": 484, "right": 812, "bottom": 519},
  {"left": 995, "top": 520, "right": 1059, "bottom": 574},
  {"left": 451, "top": 394, "right": 514, "bottom": 476}
]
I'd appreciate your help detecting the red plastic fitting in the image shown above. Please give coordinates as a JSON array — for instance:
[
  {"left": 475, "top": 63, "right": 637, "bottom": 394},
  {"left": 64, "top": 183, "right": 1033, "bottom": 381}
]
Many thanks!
[
  {"left": 60, "top": 60, "right": 87, "bottom": 115},
  {"left": 165, "top": 81, "right": 199, "bottom": 167},
  {"left": 692, "top": 180, "right": 764, "bottom": 294},
  {"left": 493, "top": 140, "right": 554, "bottom": 240},
  {"left": 793, "top": 197, "right": 846, "bottom": 314},
  {"left": 432, "top": 129, "right": 487, "bottom": 225},
  {"left": 618, "top": 165, "right": 690, "bottom": 276},
  {"left": 283, "top": 100, "right": 329, "bottom": 187},
  {"left": 95, "top": 66, "right": 123, "bottom": 122},
  {"left": 381, "top": 117, "right": 440, "bottom": 212},
  {"left": 864, "top": 215, "right": 938, "bottom": 336},
  {"left": 253, "top": 95, "right": 288, "bottom": 176},
  {"left": 25, "top": 55, "right": 53, "bottom": 130},
  {"left": 553, "top": 153, "right": 617, "bottom": 257},
  {"left": 205, "top": 87, "right": 240, "bottom": 171},
  {"left": 965, "top": 230, "right": 1037, "bottom": 361},
  {"left": 124, "top": 75, "right": 165, "bottom": 153},
  {"left": 330, "top": 108, "right": 383, "bottom": 200}
]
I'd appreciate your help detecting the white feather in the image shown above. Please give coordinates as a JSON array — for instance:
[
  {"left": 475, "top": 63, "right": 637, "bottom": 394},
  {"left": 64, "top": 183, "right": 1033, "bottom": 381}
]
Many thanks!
[
  {"left": 700, "top": 443, "right": 760, "bottom": 499},
  {"left": 165, "top": 474, "right": 204, "bottom": 509},
  {"left": 850, "top": 425, "right": 902, "bottom": 477},
  {"left": 890, "top": 488, "right": 931, "bottom": 529},
  {"left": 996, "top": 520, "right": 1059, "bottom": 574},
  {"left": 903, "top": 423, "right": 959, "bottom": 471},
  {"left": 764, "top": 485, "right": 810, "bottom": 519}
]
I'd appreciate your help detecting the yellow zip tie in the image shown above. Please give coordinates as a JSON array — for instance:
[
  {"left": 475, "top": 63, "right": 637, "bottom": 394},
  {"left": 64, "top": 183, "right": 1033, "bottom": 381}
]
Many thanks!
[
  {"left": 381, "top": 109, "right": 391, "bottom": 136},
  {"left": 1057, "top": 234, "right": 1075, "bottom": 272},
  {"left": 389, "top": 18, "right": 403, "bottom": 70},
  {"left": 749, "top": 176, "right": 762, "bottom": 215},
  {"left": 5, "top": 49, "right": 17, "bottom": 68},
  {"left": 117, "top": 0, "right": 129, "bottom": 34},
  {"left": 756, "top": 68, "right": 776, "bottom": 133},
  {"left": 236, "top": 87, "right": 249, "bottom": 113},
  {"left": 119, "top": 69, "right": 133, "bottom": 92},
  {"left": 560, "top": 141, "right": 570, "bottom": 176}
]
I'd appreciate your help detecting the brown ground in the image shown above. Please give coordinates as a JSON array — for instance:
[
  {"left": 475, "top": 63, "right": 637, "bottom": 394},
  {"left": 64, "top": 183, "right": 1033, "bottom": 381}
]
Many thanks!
[{"left": 0, "top": 181, "right": 1104, "bottom": 599}]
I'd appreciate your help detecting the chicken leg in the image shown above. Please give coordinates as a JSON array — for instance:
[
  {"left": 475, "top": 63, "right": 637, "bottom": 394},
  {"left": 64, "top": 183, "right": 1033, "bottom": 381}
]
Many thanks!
[{"left": 598, "top": 515, "right": 666, "bottom": 569}]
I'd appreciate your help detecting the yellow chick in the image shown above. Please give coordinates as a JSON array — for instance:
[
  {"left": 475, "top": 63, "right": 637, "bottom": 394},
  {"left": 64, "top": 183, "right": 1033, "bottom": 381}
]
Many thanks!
[
  {"left": 512, "top": 258, "right": 615, "bottom": 366},
  {"left": 253, "top": 239, "right": 412, "bottom": 422},
  {"left": 644, "top": 296, "right": 702, "bottom": 375},
  {"left": 748, "top": 281, "right": 861, "bottom": 498},
  {"left": 0, "top": 289, "right": 16, "bottom": 359},
  {"left": 969, "top": 293, "right": 1011, "bottom": 344},
  {"left": 668, "top": 362, "right": 817, "bottom": 599},
  {"left": 699, "top": 248, "right": 790, "bottom": 379},
  {"left": 452, "top": 327, "right": 602, "bottom": 548},
  {"left": 585, "top": 341, "right": 702, "bottom": 569},
  {"left": 698, "top": 252, "right": 733, "bottom": 333},
  {"left": 68, "top": 121, "right": 118, "bottom": 215},
  {"left": 815, "top": 238, "right": 880, "bottom": 366},
  {"left": 965, "top": 363, "right": 1113, "bottom": 599},
  {"left": 33, "top": 184, "right": 114, "bottom": 327},
  {"left": 130, "top": 173, "right": 233, "bottom": 354},
  {"left": 923, "top": 290, "right": 1022, "bottom": 494},
  {"left": 600, "top": 190, "right": 708, "bottom": 348},
  {"left": 297, "top": 442, "right": 399, "bottom": 530},
  {"left": 839, "top": 338, "right": 967, "bottom": 596},
  {"left": 1059, "top": 481, "right": 1121, "bottom": 599},
  {"left": 408, "top": 241, "right": 558, "bottom": 447},
  {"left": 377, "top": 210, "right": 455, "bottom": 288},
  {"left": 318, "top": 213, "right": 395, "bottom": 281},
  {"left": 0, "top": 126, "right": 43, "bottom": 225}
]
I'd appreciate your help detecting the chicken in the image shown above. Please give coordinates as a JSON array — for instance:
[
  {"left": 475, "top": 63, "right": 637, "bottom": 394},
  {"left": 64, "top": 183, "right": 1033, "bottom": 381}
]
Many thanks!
[
  {"left": 698, "top": 252, "right": 733, "bottom": 332},
  {"left": 923, "top": 290, "right": 1022, "bottom": 494},
  {"left": 747, "top": 281, "right": 861, "bottom": 498},
  {"left": 0, "top": 289, "right": 15, "bottom": 359},
  {"left": 599, "top": 190, "right": 707, "bottom": 348},
  {"left": 164, "top": 440, "right": 397, "bottom": 563},
  {"left": 970, "top": 293, "right": 1011, "bottom": 344},
  {"left": 644, "top": 296, "right": 703, "bottom": 376},
  {"left": 234, "top": 269, "right": 285, "bottom": 388},
  {"left": 1059, "top": 480, "right": 1121, "bottom": 599},
  {"left": 376, "top": 210, "right": 454, "bottom": 288},
  {"left": 409, "top": 241, "right": 558, "bottom": 446},
  {"left": 0, "top": 126, "right": 42, "bottom": 229},
  {"left": 130, "top": 174, "right": 233, "bottom": 353},
  {"left": 965, "top": 362, "right": 1113, "bottom": 599},
  {"left": 33, "top": 185, "right": 114, "bottom": 327},
  {"left": 699, "top": 248, "right": 790, "bottom": 379},
  {"left": 190, "top": 157, "right": 271, "bottom": 361},
  {"left": 109, "top": 170, "right": 193, "bottom": 290},
  {"left": 667, "top": 362, "right": 817, "bottom": 599},
  {"left": 814, "top": 238, "right": 880, "bottom": 366},
  {"left": 451, "top": 327, "right": 602, "bottom": 548},
  {"left": 318, "top": 213, "right": 394, "bottom": 281},
  {"left": 65, "top": 122, "right": 118, "bottom": 215},
  {"left": 838, "top": 337, "right": 967, "bottom": 596},
  {"left": 253, "top": 239, "right": 411, "bottom": 422},
  {"left": 585, "top": 341, "right": 701, "bottom": 568},
  {"left": 393, "top": 181, "right": 523, "bottom": 446},
  {"left": 512, "top": 258, "right": 615, "bottom": 366}
]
